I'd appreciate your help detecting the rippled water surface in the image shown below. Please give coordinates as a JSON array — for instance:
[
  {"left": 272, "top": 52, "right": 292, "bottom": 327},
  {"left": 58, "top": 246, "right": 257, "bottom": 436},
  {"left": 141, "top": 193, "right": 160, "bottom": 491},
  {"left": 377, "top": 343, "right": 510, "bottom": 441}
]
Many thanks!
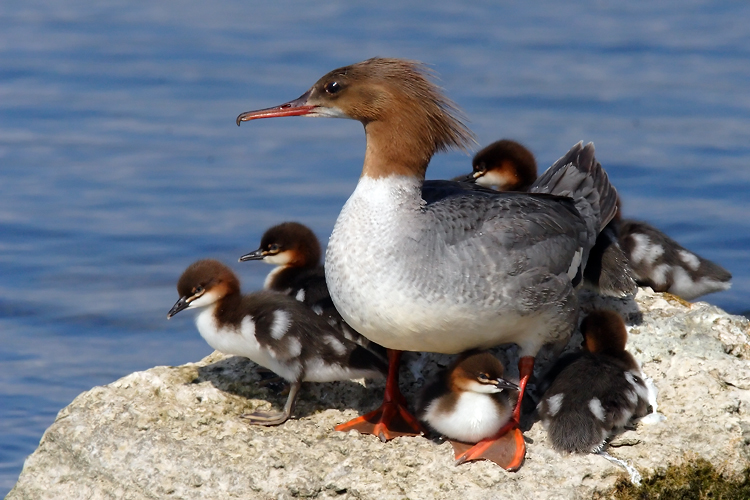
[{"left": 2, "top": 0, "right": 749, "bottom": 492}]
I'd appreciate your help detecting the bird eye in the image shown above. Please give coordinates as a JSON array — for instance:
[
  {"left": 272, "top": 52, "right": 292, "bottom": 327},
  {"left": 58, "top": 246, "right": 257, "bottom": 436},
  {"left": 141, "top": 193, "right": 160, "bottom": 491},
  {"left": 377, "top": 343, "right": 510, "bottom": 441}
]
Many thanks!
[
  {"left": 194, "top": 286, "right": 204, "bottom": 295},
  {"left": 477, "top": 372, "right": 491, "bottom": 383},
  {"left": 324, "top": 81, "right": 342, "bottom": 94},
  {"left": 269, "top": 244, "right": 280, "bottom": 253}
]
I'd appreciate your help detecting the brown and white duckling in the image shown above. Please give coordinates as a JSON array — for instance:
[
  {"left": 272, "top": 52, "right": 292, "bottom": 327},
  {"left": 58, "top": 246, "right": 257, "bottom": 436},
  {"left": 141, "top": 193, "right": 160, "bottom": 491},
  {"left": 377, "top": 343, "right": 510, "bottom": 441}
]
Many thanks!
[
  {"left": 417, "top": 352, "right": 524, "bottom": 469},
  {"left": 168, "top": 259, "right": 387, "bottom": 426},
  {"left": 239, "top": 222, "right": 329, "bottom": 306},
  {"left": 537, "top": 310, "right": 651, "bottom": 454},
  {"left": 464, "top": 139, "right": 538, "bottom": 191}
]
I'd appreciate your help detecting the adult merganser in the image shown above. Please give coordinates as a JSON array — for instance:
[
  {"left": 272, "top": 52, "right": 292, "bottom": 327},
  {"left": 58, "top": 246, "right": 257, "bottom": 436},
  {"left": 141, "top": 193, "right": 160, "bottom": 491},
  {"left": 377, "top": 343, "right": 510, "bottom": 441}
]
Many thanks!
[
  {"left": 417, "top": 352, "right": 523, "bottom": 468},
  {"left": 466, "top": 139, "right": 732, "bottom": 300},
  {"left": 236, "top": 57, "right": 618, "bottom": 470},
  {"left": 167, "top": 259, "right": 386, "bottom": 425},
  {"left": 537, "top": 310, "right": 650, "bottom": 453},
  {"left": 240, "top": 222, "right": 386, "bottom": 356}
]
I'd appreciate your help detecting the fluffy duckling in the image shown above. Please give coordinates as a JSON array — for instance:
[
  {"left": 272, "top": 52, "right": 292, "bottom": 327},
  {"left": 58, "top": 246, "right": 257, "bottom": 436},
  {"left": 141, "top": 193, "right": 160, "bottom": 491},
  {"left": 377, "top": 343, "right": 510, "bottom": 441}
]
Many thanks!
[
  {"left": 618, "top": 219, "right": 732, "bottom": 300},
  {"left": 537, "top": 310, "right": 650, "bottom": 454},
  {"left": 418, "top": 352, "right": 524, "bottom": 469},
  {"left": 168, "top": 259, "right": 387, "bottom": 426},
  {"left": 239, "top": 222, "right": 328, "bottom": 306}
]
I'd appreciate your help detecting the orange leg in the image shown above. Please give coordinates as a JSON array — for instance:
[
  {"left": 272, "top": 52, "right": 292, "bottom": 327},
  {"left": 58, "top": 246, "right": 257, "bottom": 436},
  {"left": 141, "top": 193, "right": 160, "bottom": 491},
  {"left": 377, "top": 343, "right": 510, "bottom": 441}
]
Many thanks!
[
  {"left": 334, "top": 349, "right": 424, "bottom": 442},
  {"left": 453, "top": 356, "right": 535, "bottom": 471}
]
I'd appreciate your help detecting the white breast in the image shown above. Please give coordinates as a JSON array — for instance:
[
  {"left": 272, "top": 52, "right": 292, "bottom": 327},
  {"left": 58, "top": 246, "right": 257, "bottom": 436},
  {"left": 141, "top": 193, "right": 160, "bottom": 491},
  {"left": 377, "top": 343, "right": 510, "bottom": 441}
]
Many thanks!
[
  {"left": 422, "top": 392, "right": 511, "bottom": 443},
  {"left": 325, "top": 176, "right": 570, "bottom": 355},
  {"left": 194, "top": 306, "right": 301, "bottom": 382}
]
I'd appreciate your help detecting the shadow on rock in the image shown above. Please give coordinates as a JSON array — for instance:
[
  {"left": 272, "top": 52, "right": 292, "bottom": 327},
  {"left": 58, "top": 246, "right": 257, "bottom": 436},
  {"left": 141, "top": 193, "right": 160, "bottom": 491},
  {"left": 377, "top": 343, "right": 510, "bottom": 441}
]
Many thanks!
[{"left": 193, "top": 355, "right": 386, "bottom": 420}]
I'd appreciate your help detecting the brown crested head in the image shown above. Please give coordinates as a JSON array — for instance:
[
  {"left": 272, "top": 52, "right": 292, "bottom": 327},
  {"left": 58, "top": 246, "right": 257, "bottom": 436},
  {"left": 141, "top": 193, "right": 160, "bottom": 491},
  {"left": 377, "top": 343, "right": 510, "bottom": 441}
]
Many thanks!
[
  {"left": 471, "top": 139, "right": 538, "bottom": 191},
  {"left": 176, "top": 259, "right": 240, "bottom": 301},
  {"left": 449, "top": 351, "right": 519, "bottom": 393},
  {"left": 259, "top": 222, "right": 321, "bottom": 267},
  {"left": 237, "top": 57, "right": 476, "bottom": 179},
  {"left": 580, "top": 310, "right": 628, "bottom": 355}
]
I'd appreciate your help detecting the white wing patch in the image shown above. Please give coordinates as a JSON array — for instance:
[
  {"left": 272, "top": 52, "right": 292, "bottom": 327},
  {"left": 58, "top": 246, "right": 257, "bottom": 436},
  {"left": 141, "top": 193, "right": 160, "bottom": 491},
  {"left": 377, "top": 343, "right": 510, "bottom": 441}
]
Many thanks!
[
  {"left": 270, "top": 310, "right": 291, "bottom": 340},
  {"left": 629, "top": 234, "right": 664, "bottom": 264},
  {"left": 567, "top": 248, "right": 583, "bottom": 280},
  {"left": 323, "top": 335, "right": 348, "bottom": 356},
  {"left": 295, "top": 289, "right": 306, "bottom": 302},
  {"left": 588, "top": 397, "right": 606, "bottom": 421},
  {"left": 678, "top": 250, "right": 701, "bottom": 271},
  {"left": 546, "top": 393, "right": 564, "bottom": 417}
]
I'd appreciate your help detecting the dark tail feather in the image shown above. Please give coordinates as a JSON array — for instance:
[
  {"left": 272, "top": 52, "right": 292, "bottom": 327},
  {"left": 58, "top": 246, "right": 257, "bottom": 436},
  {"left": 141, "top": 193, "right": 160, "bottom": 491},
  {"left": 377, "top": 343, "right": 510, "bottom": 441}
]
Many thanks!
[
  {"left": 583, "top": 222, "right": 638, "bottom": 297},
  {"left": 547, "top": 411, "right": 605, "bottom": 454},
  {"left": 531, "top": 142, "right": 625, "bottom": 292}
]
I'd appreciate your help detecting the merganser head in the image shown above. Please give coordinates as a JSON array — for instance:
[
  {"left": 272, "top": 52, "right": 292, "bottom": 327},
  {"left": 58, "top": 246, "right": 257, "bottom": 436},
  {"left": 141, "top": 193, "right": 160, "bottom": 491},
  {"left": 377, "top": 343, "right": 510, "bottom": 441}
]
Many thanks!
[
  {"left": 449, "top": 352, "right": 519, "bottom": 395},
  {"left": 470, "top": 139, "right": 538, "bottom": 191},
  {"left": 579, "top": 310, "right": 628, "bottom": 355},
  {"left": 239, "top": 222, "right": 321, "bottom": 268},
  {"left": 237, "top": 57, "right": 475, "bottom": 179},
  {"left": 167, "top": 259, "right": 240, "bottom": 318}
]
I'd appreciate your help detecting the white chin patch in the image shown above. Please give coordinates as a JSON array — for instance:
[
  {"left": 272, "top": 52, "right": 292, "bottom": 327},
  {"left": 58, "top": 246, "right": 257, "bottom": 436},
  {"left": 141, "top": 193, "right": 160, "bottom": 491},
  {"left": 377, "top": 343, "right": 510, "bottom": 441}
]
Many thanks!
[
  {"left": 309, "top": 106, "right": 348, "bottom": 119},
  {"left": 466, "top": 380, "right": 501, "bottom": 394},
  {"left": 475, "top": 171, "right": 512, "bottom": 190},
  {"left": 263, "top": 251, "right": 293, "bottom": 266},
  {"left": 189, "top": 290, "right": 221, "bottom": 308}
]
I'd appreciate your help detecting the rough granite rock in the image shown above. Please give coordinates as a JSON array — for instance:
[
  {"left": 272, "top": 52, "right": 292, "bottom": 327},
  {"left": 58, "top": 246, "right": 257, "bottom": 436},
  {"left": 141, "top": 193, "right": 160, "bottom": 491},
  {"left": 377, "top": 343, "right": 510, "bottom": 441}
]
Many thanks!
[{"left": 8, "top": 289, "right": 750, "bottom": 500}]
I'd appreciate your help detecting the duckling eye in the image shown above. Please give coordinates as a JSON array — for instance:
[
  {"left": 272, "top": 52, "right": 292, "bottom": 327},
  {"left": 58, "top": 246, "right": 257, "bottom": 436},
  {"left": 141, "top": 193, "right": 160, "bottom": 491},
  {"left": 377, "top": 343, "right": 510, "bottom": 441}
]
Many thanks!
[
  {"left": 268, "top": 244, "right": 280, "bottom": 253},
  {"left": 477, "top": 372, "right": 491, "bottom": 383},
  {"left": 193, "top": 286, "right": 204, "bottom": 295},
  {"left": 324, "top": 81, "right": 342, "bottom": 94}
]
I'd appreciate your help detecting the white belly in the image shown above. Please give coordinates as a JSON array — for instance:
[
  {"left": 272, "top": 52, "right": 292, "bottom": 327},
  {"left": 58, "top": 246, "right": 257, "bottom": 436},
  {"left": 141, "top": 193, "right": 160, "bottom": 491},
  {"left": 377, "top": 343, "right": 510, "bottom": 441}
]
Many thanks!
[
  {"left": 423, "top": 392, "right": 511, "bottom": 442},
  {"left": 195, "top": 307, "right": 301, "bottom": 382}
]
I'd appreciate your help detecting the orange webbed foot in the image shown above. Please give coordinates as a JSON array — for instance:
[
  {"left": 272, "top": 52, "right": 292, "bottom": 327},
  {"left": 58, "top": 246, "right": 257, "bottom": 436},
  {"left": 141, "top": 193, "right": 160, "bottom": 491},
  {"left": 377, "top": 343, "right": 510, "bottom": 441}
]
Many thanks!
[
  {"left": 335, "top": 401, "right": 424, "bottom": 442},
  {"left": 452, "top": 426, "right": 526, "bottom": 471}
]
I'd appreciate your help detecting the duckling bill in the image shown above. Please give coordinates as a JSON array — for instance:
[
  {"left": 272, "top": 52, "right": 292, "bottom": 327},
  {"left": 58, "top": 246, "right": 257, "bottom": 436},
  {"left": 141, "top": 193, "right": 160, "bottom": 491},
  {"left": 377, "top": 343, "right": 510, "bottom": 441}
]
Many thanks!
[{"left": 168, "top": 259, "right": 386, "bottom": 426}]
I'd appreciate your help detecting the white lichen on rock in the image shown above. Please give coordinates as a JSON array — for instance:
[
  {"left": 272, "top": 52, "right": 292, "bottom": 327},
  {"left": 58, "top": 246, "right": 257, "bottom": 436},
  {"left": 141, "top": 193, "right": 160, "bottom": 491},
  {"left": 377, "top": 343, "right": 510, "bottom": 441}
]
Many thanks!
[{"left": 8, "top": 289, "right": 750, "bottom": 500}]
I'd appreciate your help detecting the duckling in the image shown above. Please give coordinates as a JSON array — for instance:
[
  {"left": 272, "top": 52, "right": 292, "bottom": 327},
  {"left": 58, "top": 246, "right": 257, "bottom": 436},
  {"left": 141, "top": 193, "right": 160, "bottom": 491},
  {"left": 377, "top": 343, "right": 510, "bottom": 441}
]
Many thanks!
[
  {"left": 417, "top": 352, "right": 524, "bottom": 469},
  {"left": 240, "top": 222, "right": 385, "bottom": 357},
  {"left": 618, "top": 219, "right": 732, "bottom": 300},
  {"left": 239, "top": 222, "right": 329, "bottom": 306},
  {"left": 168, "top": 259, "right": 387, "bottom": 426},
  {"left": 467, "top": 139, "right": 538, "bottom": 191},
  {"left": 537, "top": 310, "right": 650, "bottom": 454}
]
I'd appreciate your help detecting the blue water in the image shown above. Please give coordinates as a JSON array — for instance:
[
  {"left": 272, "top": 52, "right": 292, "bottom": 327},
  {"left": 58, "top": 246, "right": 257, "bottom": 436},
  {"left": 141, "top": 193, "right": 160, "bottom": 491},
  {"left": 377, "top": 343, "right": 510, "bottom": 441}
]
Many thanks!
[{"left": 2, "top": 0, "right": 749, "bottom": 493}]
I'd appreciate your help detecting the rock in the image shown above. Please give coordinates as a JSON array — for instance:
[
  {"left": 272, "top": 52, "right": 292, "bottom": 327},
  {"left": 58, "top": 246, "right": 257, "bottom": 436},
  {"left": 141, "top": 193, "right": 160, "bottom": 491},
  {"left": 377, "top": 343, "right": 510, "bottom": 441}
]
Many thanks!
[{"left": 8, "top": 289, "right": 750, "bottom": 500}]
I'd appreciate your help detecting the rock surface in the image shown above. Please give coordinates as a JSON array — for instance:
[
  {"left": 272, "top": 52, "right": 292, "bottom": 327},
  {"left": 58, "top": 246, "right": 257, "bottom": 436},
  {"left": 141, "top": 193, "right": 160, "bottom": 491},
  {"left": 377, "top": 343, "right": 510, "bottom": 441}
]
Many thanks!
[{"left": 8, "top": 289, "right": 750, "bottom": 500}]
